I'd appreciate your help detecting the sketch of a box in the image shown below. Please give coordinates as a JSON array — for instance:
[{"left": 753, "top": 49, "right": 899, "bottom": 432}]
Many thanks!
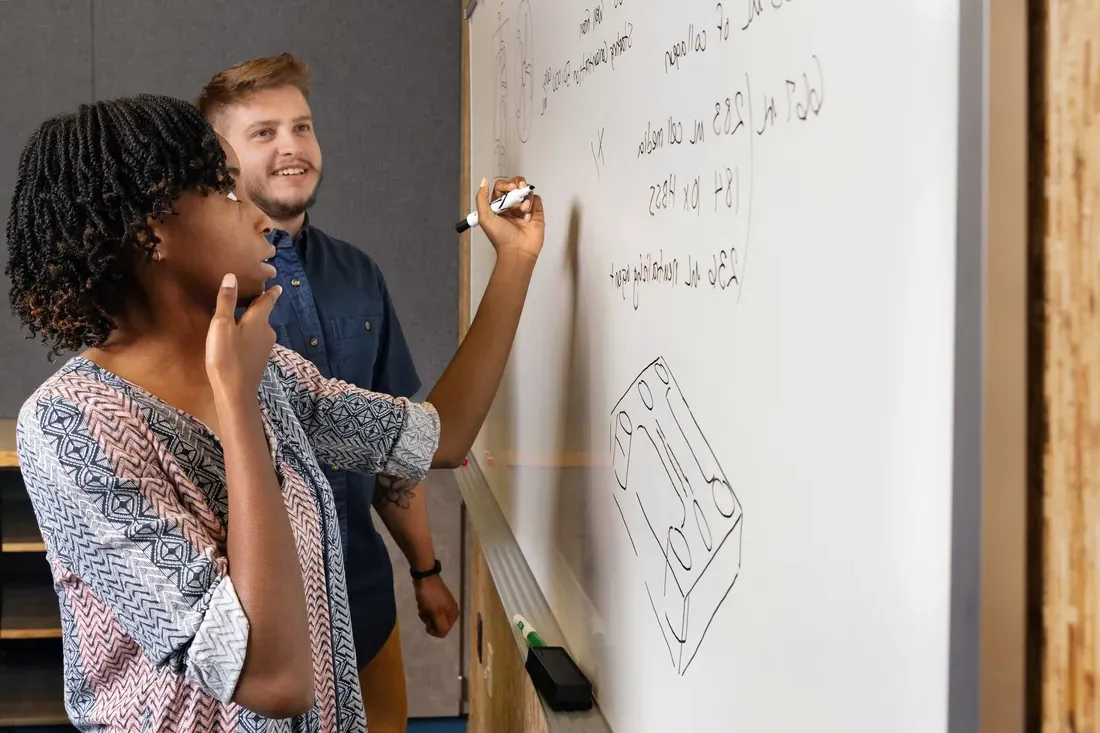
[{"left": 610, "top": 357, "right": 744, "bottom": 674}]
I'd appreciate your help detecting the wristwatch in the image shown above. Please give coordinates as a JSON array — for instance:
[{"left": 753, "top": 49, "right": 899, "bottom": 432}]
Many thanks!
[{"left": 410, "top": 559, "right": 442, "bottom": 581}]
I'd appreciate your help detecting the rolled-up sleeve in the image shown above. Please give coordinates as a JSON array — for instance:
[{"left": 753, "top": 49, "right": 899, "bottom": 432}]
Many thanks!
[
  {"left": 16, "top": 394, "right": 249, "bottom": 703},
  {"left": 185, "top": 574, "right": 248, "bottom": 700},
  {"left": 269, "top": 344, "right": 441, "bottom": 483}
]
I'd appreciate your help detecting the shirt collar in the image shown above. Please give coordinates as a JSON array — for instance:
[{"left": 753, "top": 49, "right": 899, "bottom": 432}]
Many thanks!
[{"left": 267, "top": 212, "right": 312, "bottom": 250}]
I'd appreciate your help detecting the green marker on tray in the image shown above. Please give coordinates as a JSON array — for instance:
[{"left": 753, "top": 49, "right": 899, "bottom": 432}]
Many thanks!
[{"left": 513, "top": 614, "right": 546, "bottom": 647}]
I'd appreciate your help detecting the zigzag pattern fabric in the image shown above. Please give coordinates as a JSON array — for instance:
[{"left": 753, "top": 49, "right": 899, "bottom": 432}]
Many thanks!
[{"left": 16, "top": 344, "right": 440, "bottom": 732}]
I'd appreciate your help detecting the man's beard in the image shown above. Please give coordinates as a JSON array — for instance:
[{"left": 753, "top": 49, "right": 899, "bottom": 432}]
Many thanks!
[{"left": 247, "top": 169, "right": 324, "bottom": 222}]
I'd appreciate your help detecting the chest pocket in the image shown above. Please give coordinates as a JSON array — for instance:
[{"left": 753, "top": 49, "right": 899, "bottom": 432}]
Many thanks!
[{"left": 326, "top": 314, "right": 383, "bottom": 386}]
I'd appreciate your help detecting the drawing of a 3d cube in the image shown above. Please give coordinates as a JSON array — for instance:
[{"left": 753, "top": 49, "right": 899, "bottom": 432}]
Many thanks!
[{"left": 609, "top": 357, "right": 744, "bottom": 674}]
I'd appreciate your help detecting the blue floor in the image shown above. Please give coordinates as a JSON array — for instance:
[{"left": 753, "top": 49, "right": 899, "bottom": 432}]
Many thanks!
[
  {"left": 6, "top": 717, "right": 466, "bottom": 733},
  {"left": 410, "top": 718, "right": 467, "bottom": 733}
]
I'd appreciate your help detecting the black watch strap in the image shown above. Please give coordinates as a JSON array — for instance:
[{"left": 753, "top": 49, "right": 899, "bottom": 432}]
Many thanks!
[{"left": 411, "top": 559, "right": 442, "bottom": 580}]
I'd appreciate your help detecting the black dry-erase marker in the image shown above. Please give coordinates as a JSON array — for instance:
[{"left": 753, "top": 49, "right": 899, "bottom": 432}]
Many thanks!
[{"left": 456, "top": 184, "right": 535, "bottom": 233}]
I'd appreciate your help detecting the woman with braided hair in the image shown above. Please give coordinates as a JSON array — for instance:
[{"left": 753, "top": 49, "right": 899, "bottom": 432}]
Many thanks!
[{"left": 6, "top": 93, "right": 543, "bottom": 732}]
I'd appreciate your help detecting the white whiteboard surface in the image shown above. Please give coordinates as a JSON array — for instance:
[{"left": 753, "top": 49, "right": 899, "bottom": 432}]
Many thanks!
[{"left": 467, "top": 1, "right": 967, "bottom": 731}]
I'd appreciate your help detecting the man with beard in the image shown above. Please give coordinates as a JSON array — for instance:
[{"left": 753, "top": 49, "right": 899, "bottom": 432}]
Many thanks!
[{"left": 197, "top": 53, "right": 460, "bottom": 733}]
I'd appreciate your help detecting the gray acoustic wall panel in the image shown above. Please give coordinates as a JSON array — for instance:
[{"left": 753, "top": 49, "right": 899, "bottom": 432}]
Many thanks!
[{"left": 0, "top": 0, "right": 94, "bottom": 416}]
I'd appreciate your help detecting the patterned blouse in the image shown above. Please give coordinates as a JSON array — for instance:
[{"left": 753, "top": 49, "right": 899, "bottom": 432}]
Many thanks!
[{"left": 15, "top": 344, "right": 440, "bottom": 732}]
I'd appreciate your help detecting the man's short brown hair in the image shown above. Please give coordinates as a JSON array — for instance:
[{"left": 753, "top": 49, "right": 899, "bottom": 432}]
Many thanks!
[{"left": 196, "top": 52, "right": 311, "bottom": 123}]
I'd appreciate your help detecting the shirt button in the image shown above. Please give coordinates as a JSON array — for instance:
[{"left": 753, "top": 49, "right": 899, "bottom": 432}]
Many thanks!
[
  {"left": 291, "top": 278, "right": 302, "bottom": 287},
  {"left": 310, "top": 337, "right": 319, "bottom": 347},
  {"left": 332, "top": 464, "right": 340, "bottom": 471},
  {"left": 364, "top": 321, "right": 371, "bottom": 331}
]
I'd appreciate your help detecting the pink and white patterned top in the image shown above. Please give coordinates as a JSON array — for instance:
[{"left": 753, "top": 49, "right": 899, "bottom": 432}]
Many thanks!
[{"left": 15, "top": 344, "right": 440, "bottom": 732}]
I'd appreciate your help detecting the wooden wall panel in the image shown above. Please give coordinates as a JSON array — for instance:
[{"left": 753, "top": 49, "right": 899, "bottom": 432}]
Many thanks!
[
  {"left": 467, "top": 535, "right": 551, "bottom": 733},
  {"left": 1037, "top": 1, "right": 1100, "bottom": 730}
]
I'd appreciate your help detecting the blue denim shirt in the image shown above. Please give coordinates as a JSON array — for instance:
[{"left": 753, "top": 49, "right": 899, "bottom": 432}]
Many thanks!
[{"left": 262, "top": 215, "right": 421, "bottom": 666}]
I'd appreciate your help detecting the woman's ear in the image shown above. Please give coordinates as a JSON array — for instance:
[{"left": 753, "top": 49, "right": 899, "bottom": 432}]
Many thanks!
[{"left": 143, "top": 214, "right": 171, "bottom": 262}]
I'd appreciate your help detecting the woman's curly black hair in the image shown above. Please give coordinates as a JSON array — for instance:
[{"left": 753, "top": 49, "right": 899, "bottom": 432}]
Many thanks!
[{"left": 4, "top": 93, "right": 234, "bottom": 359}]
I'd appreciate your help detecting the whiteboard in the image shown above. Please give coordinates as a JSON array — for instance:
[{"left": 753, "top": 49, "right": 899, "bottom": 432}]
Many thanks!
[{"left": 466, "top": 1, "right": 973, "bottom": 731}]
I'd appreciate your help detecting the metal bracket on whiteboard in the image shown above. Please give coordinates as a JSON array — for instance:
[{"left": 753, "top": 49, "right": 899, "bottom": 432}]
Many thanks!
[{"left": 465, "top": 0, "right": 479, "bottom": 19}]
